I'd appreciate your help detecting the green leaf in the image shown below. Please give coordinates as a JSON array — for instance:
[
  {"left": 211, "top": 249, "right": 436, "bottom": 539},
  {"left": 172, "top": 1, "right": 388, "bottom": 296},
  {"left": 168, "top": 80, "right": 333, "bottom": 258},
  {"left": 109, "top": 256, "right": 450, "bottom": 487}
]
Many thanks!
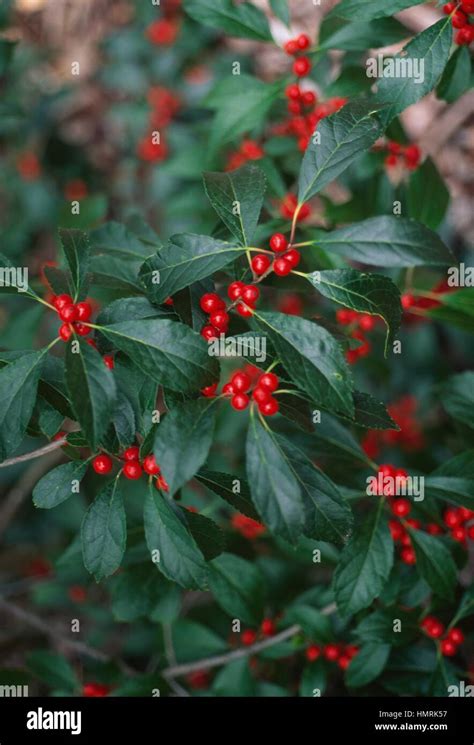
[
  {"left": 330, "top": 0, "right": 423, "bottom": 20},
  {"left": 90, "top": 220, "right": 156, "bottom": 258},
  {"left": 432, "top": 450, "right": 474, "bottom": 480},
  {"left": 255, "top": 311, "right": 354, "bottom": 417},
  {"left": 350, "top": 391, "right": 398, "bottom": 430},
  {"left": 407, "top": 158, "right": 449, "bottom": 230},
  {"left": 65, "top": 337, "right": 117, "bottom": 450},
  {"left": 407, "top": 528, "right": 457, "bottom": 600},
  {"left": 333, "top": 500, "right": 394, "bottom": 616},
  {"left": 441, "top": 371, "right": 474, "bottom": 429},
  {"left": 313, "top": 216, "right": 454, "bottom": 267},
  {"left": 299, "top": 660, "right": 327, "bottom": 697},
  {"left": 195, "top": 469, "right": 260, "bottom": 521},
  {"left": 139, "top": 234, "right": 243, "bottom": 305},
  {"left": 182, "top": 509, "right": 225, "bottom": 561},
  {"left": 212, "top": 659, "right": 256, "bottom": 697},
  {"left": 425, "top": 476, "right": 474, "bottom": 511},
  {"left": 308, "top": 269, "right": 401, "bottom": 351},
  {"left": 453, "top": 586, "right": 474, "bottom": 623},
  {"left": 58, "top": 228, "right": 90, "bottom": 298},
  {"left": 111, "top": 565, "right": 178, "bottom": 622},
  {"left": 96, "top": 297, "right": 170, "bottom": 326},
  {"left": 208, "top": 552, "right": 264, "bottom": 625},
  {"left": 28, "top": 651, "right": 79, "bottom": 692},
  {"left": 143, "top": 487, "right": 208, "bottom": 589},
  {"left": 33, "top": 461, "right": 88, "bottom": 509},
  {"left": 246, "top": 415, "right": 304, "bottom": 544},
  {"left": 354, "top": 608, "right": 419, "bottom": 647},
  {"left": 269, "top": 0, "right": 289, "bottom": 26},
  {"left": 345, "top": 642, "right": 391, "bottom": 688},
  {"left": 0, "top": 351, "right": 45, "bottom": 461},
  {"left": 320, "top": 17, "right": 409, "bottom": 51},
  {"left": 203, "top": 164, "right": 266, "bottom": 245},
  {"left": 373, "top": 18, "right": 453, "bottom": 126},
  {"left": 81, "top": 480, "right": 126, "bottom": 581},
  {"left": 98, "top": 318, "right": 219, "bottom": 393},
  {"left": 437, "top": 46, "right": 472, "bottom": 104},
  {"left": 433, "top": 288, "right": 474, "bottom": 318},
  {"left": 286, "top": 605, "right": 332, "bottom": 641},
  {"left": 184, "top": 0, "right": 273, "bottom": 42},
  {"left": 153, "top": 398, "right": 217, "bottom": 496},
  {"left": 172, "top": 620, "right": 228, "bottom": 663},
  {"left": 298, "top": 99, "right": 384, "bottom": 204}
]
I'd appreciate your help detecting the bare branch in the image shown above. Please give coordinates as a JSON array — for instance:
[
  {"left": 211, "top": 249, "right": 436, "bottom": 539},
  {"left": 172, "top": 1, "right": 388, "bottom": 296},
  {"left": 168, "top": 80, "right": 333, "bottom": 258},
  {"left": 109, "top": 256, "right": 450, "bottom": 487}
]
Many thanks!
[{"left": 0, "top": 438, "right": 67, "bottom": 469}]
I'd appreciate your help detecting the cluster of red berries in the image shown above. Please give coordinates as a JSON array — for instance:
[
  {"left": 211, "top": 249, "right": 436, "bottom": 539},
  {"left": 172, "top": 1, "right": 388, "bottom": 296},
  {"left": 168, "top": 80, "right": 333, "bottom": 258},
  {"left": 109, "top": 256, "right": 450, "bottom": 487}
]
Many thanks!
[
  {"left": 306, "top": 642, "right": 359, "bottom": 670},
  {"left": 284, "top": 33, "right": 312, "bottom": 78},
  {"left": 137, "top": 86, "right": 180, "bottom": 162},
  {"left": 145, "top": 0, "right": 181, "bottom": 46},
  {"left": 362, "top": 396, "right": 425, "bottom": 459},
  {"left": 401, "top": 279, "right": 455, "bottom": 325},
  {"left": 199, "top": 283, "right": 261, "bottom": 340},
  {"left": 276, "top": 90, "right": 347, "bottom": 152},
  {"left": 384, "top": 141, "right": 421, "bottom": 171},
  {"left": 444, "top": 1, "right": 474, "bottom": 44},
  {"left": 83, "top": 682, "right": 111, "bottom": 697},
  {"left": 51, "top": 294, "right": 92, "bottom": 342},
  {"left": 336, "top": 309, "right": 379, "bottom": 365},
  {"left": 225, "top": 138, "right": 265, "bottom": 172},
  {"left": 231, "top": 513, "right": 266, "bottom": 540},
  {"left": 251, "top": 233, "right": 300, "bottom": 278},
  {"left": 241, "top": 617, "right": 278, "bottom": 646},
  {"left": 92, "top": 448, "right": 169, "bottom": 491},
  {"left": 420, "top": 616, "right": 465, "bottom": 657},
  {"left": 222, "top": 369, "right": 280, "bottom": 416},
  {"left": 280, "top": 193, "right": 312, "bottom": 221},
  {"left": 443, "top": 507, "right": 474, "bottom": 543}
]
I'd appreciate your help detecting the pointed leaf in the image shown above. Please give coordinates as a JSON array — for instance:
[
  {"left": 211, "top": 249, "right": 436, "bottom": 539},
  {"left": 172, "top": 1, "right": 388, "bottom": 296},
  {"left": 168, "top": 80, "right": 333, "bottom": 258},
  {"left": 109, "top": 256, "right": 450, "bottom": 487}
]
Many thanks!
[
  {"left": 81, "top": 480, "right": 126, "bottom": 581},
  {"left": 58, "top": 228, "right": 90, "bottom": 298},
  {"left": 208, "top": 553, "right": 265, "bottom": 625},
  {"left": 407, "top": 528, "right": 457, "bottom": 600},
  {"left": 33, "top": 461, "right": 88, "bottom": 509},
  {"left": 203, "top": 164, "right": 266, "bottom": 245},
  {"left": 195, "top": 469, "right": 260, "bottom": 521},
  {"left": 0, "top": 351, "right": 45, "bottom": 461},
  {"left": 184, "top": 0, "right": 272, "bottom": 42}
]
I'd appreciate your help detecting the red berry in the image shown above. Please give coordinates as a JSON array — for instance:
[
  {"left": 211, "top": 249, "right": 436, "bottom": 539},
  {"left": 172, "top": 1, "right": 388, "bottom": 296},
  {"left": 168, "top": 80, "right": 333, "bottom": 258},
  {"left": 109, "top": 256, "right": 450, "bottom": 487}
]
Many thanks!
[
  {"left": 444, "top": 508, "right": 462, "bottom": 528},
  {"left": 426, "top": 523, "right": 443, "bottom": 535},
  {"left": 241, "top": 629, "right": 257, "bottom": 645},
  {"left": 440, "top": 639, "right": 457, "bottom": 657},
  {"left": 345, "top": 645, "right": 359, "bottom": 659},
  {"left": 83, "top": 683, "right": 110, "bottom": 697},
  {"left": 258, "top": 398, "right": 279, "bottom": 416},
  {"left": 284, "top": 39, "right": 298, "bottom": 55},
  {"left": 443, "top": 2, "right": 456, "bottom": 12},
  {"left": 103, "top": 355, "right": 114, "bottom": 369},
  {"left": 387, "top": 140, "right": 402, "bottom": 154},
  {"left": 323, "top": 643, "right": 340, "bottom": 662},
  {"left": 156, "top": 476, "right": 169, "bottom": 492},
  {"left": 68, "top": 585, "right": 87, "bottom": 603},
  {"left": 288, "top": 100, "right": 302, "bottom": 115},
  {"left": 252, "top": 386, "right": 272, "bottom": 405},
  {"left": 58, "top": 304, "right": 77, "bottom": 323},
  {"left": 52, "top": 430, "right": 66, "bottom": 442},
  {"left": 251, "top": 254, "right": 271, "bottom": 275},
  {"left": 468, "top": 525, "right": 474, "bottom": 540},
  {"left": 458, "top": 507, "right": 474, "bottom": 521},
  {"left": 285, "top": 83, "right": 301, "bottom": 100},
  {"left": 200, "top": 293, "right": 225, "bottom": 314},
  {"left": 231, "top": 371, "right": 252, "bottom": 393},
  {"left": 358, "top": 314, "right": 376, "bottom": 332},
  {"left": 451, "top": 525, "right": 467, "bottom": 542},
  {"left": 338, "top": 655, "right": 351, "bottom": 670},
  {"left": 401, "top": 293, "right": 415, "bottom": 310},
  {"left": 228, "top": 281, "right": 245, "bottom": 300},
  {"left": 385, "top": 154, "right": 398, "bottom": 168},
  {"left": 391, "top": 499, "right": 411, "bottom": 518},
  {"left": 74, "top": 322, "right": 90, "bottom": 336},
  {"left": 123, "top": 461, "right": 143, "bottom": 480},
  {"left": 231, "top": 393, "right": 250, "bottom": 411},
  {"left": 406, "top": 519, "right": 421, "bottom": 530},
  {"left": 258, "top": 373, "right": 279, "bottom": 392},
  {"left": 297, "top": 33, "right": 311, "bottom": 50},
  {"left": 452, "top": 10, "right": 468, "bottom": 28},
  {"left": 284, "top": 248, "right": 300, "bottom": 267},
  {"left": 293, "top": 56, "right": 311, "bottom": 77},
  {"left": 209, "top": 310, "right": 229, "bottom": 331},
  {"left": 261, "top": 618, "right": 276, "bottom": 637},
  {"left": 53, "top": 293, "right": 73, "bottom": 310},
  {"left": 426, "top": 620, "right": 445, "bottom": 639},
  {"left": 455, "top": 25, "right": 474, "bottom": 44},
  {"left": 143, "top": 454, "right": 160, "bottom": 475},
  {"left": 92, "top": 454, "right": 113, "bottom": 475},
  {"left": 301, "top": 90, "right": 316, "bottom": 106},
  {"left": 401, "top": 547, "right": 416, "bottom": 565},
  {"left": 86, "top": 338, "right": 98, "bottom": 349},
  {"left": 273, "top": 258, "right": 293, "bottom": 276},
  {"left": 241, "top": 285, "right": 260, "bottom": 304},
  {"left": 269, "top": 233, "right": 288, "bottom": 252},
  {"left": 123, "top": 446, "right": 140, "bottom": 461},
  {"left": 447, "top": 627, "right": 464, "bottom": 645},
  {"left": 201, "top": 325, "right": 218, "bottom": 341},
  {"left": 461, "top": 0, "right": 474, "bottom": 11},
  {"left": 305, "top": 645, "right": 321, "bottom": 662},
  {"left": 201, "top": 382, "right": 218, "bottom": 397},
  {"left": 389, "top": 519, "right": 405, "bottom": 542},
  {"left": 236, "top": 302, "right": 254, "bottom": 318},
  {"left": 59, "top": 323, "right": 72, "bottom": 342},
  {"left": 222, "top": 383, "right": 235, "bottom": 396},
  {"left": 186, "top": 670, "right": 209, "bottom": 690},
  {"left": 75, "top": 301, "right": 92, "bottom": 321}
]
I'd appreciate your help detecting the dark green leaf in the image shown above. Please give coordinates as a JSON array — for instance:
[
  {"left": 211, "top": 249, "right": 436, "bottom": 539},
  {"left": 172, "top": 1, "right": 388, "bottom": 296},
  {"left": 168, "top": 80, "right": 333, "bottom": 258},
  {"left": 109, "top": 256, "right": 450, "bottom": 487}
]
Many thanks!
[
  {"left": 58, "top": 228, "right": 90, "bottom": 298},
  {"left": 203, "top": 164, "right": 266, "bottom": 245},
  {"left": 195, "top": 469, "right": 260, "bottom": 521},
  {"left": 212, "top": 659, "right": 256, "bottom": 696},
  {"left": 0, "top": 351, "right": 45, "bottom": 461},
  {"left": 28, "top": 651, "right": 78, "bottom": 692},
  {"left": 330, "top": 0, "right": 423, "bottom": 20},
  {"left": 354, "top": 608, "right": 419, "bottom": 647},
  {"left": 346, "top": 642, "right": 391, "bottom": 687},
  {"left": 437, "top": 46, "right": 472, "bottom": 103},
  {"left": 299, "top": 660, "right": 327, "bottom": 697},
  {"left": 90, "top": 220, "right": 156, "bottom": 258},
  {"left": 407, "top": 528, "right": 457, "bottom": 600},
  {"left": 285, "top": 605, "right": 332, "bottom": 641},
  {"left": 208, "top": 552, "right": 264, "bottom": 625},
  {"left": 407, "top": 158, "right": 449, "bottom": 230},
  {"left": 182, "top": 509, "right": 225, "bottom": 561},
  {"left": 33, "top": 461, "right": 88, "bottom": 509},
  {"left": 269, "top": 0, "right": 289, "bottom": 26},
  {"left": 184, "top": 0, "right": 273, "bottom": 41},
  {"left": 320, "top": 17, "right": 409, "bottom": 51},
  {"left": 425, "top": 476, "right": 474, "bottom": 510},
  {"left": 111, "top": 565, "right": 178, "bottom": 622},
  {"left": 441, "top": 371, "right": 474, "bottom": 429},
  {"left": 81, "top": 480, "right": 126, "bottom": 581}
]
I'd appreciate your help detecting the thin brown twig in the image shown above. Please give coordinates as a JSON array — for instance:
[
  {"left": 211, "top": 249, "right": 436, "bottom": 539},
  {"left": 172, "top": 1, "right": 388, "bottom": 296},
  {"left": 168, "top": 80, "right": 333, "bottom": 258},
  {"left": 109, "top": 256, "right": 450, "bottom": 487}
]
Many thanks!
[
  {"left": 162, "top": 602, "right": 337, "bottom": 680},
  {"left": 0, "top": 438, "right": 67, "bottom": 469}
]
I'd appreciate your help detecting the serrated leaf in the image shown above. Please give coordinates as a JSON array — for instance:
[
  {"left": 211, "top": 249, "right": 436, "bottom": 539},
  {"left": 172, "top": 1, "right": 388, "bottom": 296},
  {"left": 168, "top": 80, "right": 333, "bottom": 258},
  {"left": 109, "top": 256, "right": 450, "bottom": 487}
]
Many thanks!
[
  {"left": 81, "top": 480, "right": 126, "bottom": 581},
  {"left": 182, "top": 509, "right": 225, "bottom": 561},
  {"left": 298, "top": 99, "right": 384, "bottom": 204},
  {"left": 195, "top": 469, "right": 260, "bottom": 521},
  {"left": 144, "top": 487, "right": 208, "bottom": 589},
  {"left": 0, "top": 351, "right": 45, "bottom": 461},
  {"left": 346, "top": 643, "right": 391, "bottom": 688},
  {"left": 333, "top": 500, "right": 394, "bottom": 616},
  {"left": 246, "top": 415, "right": 303, "bottom": 544},
  {"left": 98, "top": 318, "right": 219, "bottom": 393},
  {"left": 203, "top": 164, "right": 266, "bottom": 245},
  {"left": 312, "top": 216, "right": 454, "bottom": 267},
  {"left": 184, "top": 0, "right": 272, "bottom": 41},
  {"left": 255, "top": 311, "right": 354, "bottom": 417},
  {"left": 65, "top": 337, "right": 117, "bottom": 450},
  {"left": 208, "top": 552, "right": 264, "bottom": 625},
  {"left": 90, "top": 220, "right": 155, "bottom": 258},
  {"left": 425, "top": 476, "right": 474, "bottom": 511},
  {"left": 441, "top": 371, "right": 474, "bottom": 429},
  {"left": 140, "top": 234, "right": 243, "bottom": 304},
  {"left": 308, "top": 269, "right": 401, "bottom": 351},
  {"left": 58, "top": 228, "right": 90, "bottom": 298},
  {"left": 153, "top": 398, "right": 217, "bottom": 496},
  {"left": 373, "top": 18, "right": 453, "bottom": 126},
  {"left": 407, "top": 528, "right": 457, "bottom": 600},
  {"left": 33, "top": 461, "right": 88, "bottom": 509},
  {"left": 354, "top": 609, "right": 419, "bottom": 647},
  {"left": 320, "top": 17, "right": 409, "bottom": 51}
]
